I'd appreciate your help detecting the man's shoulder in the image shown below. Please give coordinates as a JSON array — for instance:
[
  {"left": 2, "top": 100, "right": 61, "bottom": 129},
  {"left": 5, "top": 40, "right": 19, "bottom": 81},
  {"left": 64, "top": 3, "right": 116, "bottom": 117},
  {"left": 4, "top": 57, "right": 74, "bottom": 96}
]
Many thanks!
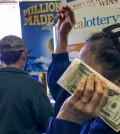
[
  {"left": 16, "top": 72, "right": 44, "bottom": 91},
  {"left": 24, "top": 75, "right": 43, "bottom": 87}
]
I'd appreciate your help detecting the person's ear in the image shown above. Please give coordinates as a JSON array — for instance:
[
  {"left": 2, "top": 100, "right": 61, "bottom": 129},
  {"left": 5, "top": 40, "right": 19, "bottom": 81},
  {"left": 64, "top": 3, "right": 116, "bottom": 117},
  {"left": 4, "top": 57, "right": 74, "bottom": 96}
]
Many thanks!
[{"left": 21, "top": 50, "right": 27, "bottom": 62}]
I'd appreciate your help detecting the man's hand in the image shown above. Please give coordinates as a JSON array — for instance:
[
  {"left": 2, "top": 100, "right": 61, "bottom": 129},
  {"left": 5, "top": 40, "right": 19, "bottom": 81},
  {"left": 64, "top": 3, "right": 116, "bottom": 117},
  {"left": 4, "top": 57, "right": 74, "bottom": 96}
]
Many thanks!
[
  {"left": 57, "top": 74, "right": 109, "bottom": 124},
  {"left": 54, "top": 6, "right": 75, "bottom": 53}
]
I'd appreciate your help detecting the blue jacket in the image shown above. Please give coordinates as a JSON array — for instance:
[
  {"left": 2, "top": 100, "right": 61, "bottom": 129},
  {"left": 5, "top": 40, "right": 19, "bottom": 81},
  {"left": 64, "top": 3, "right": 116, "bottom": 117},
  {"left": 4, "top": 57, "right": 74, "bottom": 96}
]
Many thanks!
[
  {"left": 47, "top": 53, "right": 118, "bottom": 134},
  {"left": 46, "top": 117, "right": 117, "bottom": 134}
]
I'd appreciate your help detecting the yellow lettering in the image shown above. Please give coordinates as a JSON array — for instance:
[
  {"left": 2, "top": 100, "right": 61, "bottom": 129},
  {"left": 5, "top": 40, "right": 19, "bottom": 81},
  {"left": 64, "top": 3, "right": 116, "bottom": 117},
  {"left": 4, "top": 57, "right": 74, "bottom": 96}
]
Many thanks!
[
  {"left": 40, "top": 14, "right": 47, "bottom": 25},
  {"left": 48, "top": 2, "right": 55, "bottom": 12},
  {"left": 54, "top": 2, "right": 61, "bottom": 12},
  {"left": 24, "top": 16, "right": 33, "bottom": 25},
  {"left": 32, "top": 15, "right": 40, "bottom": 25},
  {"left": 45, "top": 3, "right": 49, "bottom": 12},
  {"left": 39, "top": 4, "right": 46, "bottom": 13},
  {"left": 23, "top": 8, "right": 31, "bottom": 16},
  {"left": 47, "top": 14, "right": 54, "bottom": 24}
]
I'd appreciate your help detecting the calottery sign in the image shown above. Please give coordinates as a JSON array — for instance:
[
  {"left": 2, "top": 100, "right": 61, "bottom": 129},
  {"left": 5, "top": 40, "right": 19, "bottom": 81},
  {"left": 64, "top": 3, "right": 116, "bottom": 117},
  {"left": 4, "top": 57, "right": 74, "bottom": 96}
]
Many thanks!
[
  {"left": 19, "top": 1, "right": 61, "bottom": 72},
  {"left": 60, "top": 0, "right": 120, "bottom": 60},
  {"left": 68, "top": 7, "right": 120, "bottom": 53},
  {"left": 74, "top": 10, "right": 120, "bottom": 29}
]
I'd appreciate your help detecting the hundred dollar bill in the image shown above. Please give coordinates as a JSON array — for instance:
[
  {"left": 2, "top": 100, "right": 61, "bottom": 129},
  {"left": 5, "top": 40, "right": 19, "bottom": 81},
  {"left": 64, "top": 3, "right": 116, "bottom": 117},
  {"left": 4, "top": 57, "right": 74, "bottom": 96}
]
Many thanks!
[{"left": 57, "top": 58, "right": 120, "bottom": 132}]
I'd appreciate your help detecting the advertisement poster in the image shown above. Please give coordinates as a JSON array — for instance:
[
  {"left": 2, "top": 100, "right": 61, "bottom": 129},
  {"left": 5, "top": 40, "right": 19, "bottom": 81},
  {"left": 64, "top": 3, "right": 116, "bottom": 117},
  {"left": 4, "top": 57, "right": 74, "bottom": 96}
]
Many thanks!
[
  {"left": 19, "top": 1, "right": 61, "bottom": 72},
  {"left": 62, "top": 0, "right": 120, "bottom": 10},
  {"left": 60, "top": 0, "right": 120, "bottom": 60}
]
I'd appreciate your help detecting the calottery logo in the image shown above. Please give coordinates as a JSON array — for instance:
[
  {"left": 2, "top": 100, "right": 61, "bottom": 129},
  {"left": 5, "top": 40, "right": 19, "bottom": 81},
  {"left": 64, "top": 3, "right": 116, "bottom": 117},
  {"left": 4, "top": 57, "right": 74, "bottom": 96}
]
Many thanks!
[
  {"left": 74, "top": 14, "right": 120, "bottom": 29},
  {"left": 23, "top": 2, "right": 61, "bottom": 26}
]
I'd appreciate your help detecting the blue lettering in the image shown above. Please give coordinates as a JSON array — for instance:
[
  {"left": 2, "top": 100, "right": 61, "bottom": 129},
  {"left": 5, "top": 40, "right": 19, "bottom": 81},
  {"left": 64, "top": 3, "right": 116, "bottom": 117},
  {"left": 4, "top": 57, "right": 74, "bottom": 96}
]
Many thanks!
[
  {"left": 100, "top": 17, "right": 106, "bottom": 24},
  {"left": 83, "top": 17, "right": 87, "bottom": 27},
  {"left": 112, "top": 15, "right": 120, "bottom": 23},
  {"left": 83, "top": 15, "right": 120, "bottom": 28}
]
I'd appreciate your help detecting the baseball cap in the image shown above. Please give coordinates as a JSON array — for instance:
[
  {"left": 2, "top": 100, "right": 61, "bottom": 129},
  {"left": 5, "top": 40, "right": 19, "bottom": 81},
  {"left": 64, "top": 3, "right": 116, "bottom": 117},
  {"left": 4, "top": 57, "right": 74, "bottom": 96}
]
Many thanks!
[{"left": 0, "top": 35, "right": 26, "bottom": 53}]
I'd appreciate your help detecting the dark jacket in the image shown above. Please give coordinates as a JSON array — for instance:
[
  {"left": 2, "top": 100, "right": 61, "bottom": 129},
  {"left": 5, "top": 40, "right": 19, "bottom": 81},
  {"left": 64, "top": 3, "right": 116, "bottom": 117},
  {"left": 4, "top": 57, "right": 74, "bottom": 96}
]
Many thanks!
[
  {"left": 0, "top": 67, "right": 53, "bottom": 134},
  {"left": 47, "top": 52, "right": 118, "bottom": 134},
  {"left": 47, "top": 53, "right": 71, "bottom": 117}
]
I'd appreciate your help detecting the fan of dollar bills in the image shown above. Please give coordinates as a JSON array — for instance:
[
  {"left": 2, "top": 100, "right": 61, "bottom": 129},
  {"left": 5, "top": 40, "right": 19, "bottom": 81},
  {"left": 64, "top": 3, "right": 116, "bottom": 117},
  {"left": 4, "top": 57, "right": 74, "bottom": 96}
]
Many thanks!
[{"left": 57, "top": 58, "right": 120, "bottom": 132}]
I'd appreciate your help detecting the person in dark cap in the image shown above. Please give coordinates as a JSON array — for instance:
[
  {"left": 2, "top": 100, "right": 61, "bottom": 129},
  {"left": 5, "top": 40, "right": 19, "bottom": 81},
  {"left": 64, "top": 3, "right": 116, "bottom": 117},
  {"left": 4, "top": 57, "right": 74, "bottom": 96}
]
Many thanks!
[{"left": 0, "top": 35, "right": 53, "bottom": 134}]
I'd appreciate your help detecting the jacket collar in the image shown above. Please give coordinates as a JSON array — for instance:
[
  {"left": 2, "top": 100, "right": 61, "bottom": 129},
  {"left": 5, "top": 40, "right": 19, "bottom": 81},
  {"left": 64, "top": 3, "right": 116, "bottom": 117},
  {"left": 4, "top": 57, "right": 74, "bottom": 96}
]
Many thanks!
[{"left": 0, "top": 67, "right": 30, "bottom": 76}]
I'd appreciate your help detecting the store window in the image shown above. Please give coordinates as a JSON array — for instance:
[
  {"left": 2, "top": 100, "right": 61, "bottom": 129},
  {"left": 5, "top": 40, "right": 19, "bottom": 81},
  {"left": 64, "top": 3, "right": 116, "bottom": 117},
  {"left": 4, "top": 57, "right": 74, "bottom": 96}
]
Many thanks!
[
  {"left": 0, "top": 3, "right": 21, "bottom": 64},
  {"left": 0, "top": 3, "right": 21, "bottom": 39}
]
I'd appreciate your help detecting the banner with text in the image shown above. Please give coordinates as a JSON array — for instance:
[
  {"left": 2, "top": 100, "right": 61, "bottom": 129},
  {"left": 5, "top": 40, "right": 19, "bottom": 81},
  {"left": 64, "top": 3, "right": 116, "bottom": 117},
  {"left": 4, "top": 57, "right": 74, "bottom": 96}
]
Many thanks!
[
  {"left": 62, "top": 0, "right": 120, "bottom": 10},
  {"left": 61, "top": 0, "right": 120, "bottom": 60},
  {"left": 19, "top": 1, "right": 61, "bottom": 72}
]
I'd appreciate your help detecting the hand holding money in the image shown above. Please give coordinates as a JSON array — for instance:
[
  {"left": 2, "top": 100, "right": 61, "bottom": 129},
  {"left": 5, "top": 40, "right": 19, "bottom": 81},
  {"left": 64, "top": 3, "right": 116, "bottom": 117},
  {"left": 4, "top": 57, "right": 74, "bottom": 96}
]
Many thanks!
[
  {"left": 57, "top": 58, "right": 120, "bottom": 131},
  {"left": 57, "top": 73, "right": 109, "bottom": 124}
]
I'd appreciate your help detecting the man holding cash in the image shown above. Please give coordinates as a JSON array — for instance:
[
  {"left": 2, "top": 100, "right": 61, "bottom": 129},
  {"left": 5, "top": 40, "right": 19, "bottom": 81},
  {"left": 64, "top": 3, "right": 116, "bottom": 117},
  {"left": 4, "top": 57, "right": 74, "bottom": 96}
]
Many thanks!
[{"left": 47, "top": 5, "right": 120, "bottom": 134}]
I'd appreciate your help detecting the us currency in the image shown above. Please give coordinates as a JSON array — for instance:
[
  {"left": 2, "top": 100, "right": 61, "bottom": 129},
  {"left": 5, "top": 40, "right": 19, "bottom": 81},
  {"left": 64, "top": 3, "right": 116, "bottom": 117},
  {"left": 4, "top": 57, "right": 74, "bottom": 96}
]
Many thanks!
[{"left": 57, "top": 58, "right": 120, "bottom": 132}]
